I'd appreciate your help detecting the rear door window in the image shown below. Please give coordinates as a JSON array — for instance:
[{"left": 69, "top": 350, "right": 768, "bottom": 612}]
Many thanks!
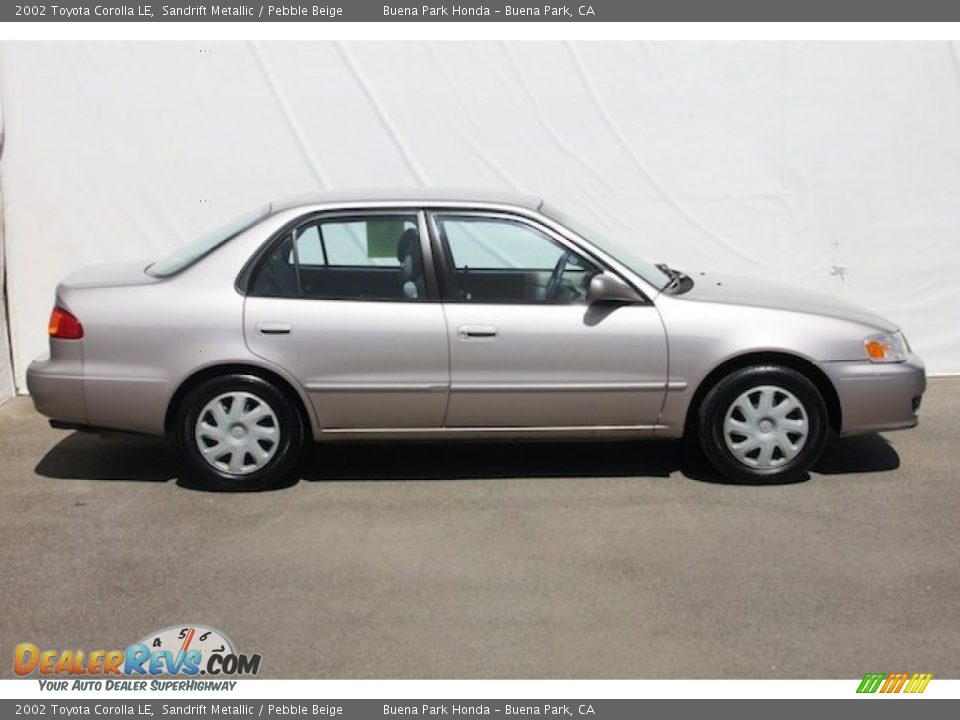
[{"left": 250, "top": 214, "right": 426, "bottom": 301}]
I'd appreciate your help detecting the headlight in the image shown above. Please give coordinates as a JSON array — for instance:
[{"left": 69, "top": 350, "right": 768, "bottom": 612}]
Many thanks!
[{"left": 864, "top": 331, "right": 909, "bottom": 363}]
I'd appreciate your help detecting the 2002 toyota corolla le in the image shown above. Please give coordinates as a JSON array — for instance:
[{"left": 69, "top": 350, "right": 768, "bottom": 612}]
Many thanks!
[{"left": 28, "top": 189, "right": 926, "bottom": 490}]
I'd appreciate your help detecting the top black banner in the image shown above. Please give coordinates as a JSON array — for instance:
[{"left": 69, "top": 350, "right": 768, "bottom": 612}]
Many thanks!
[{"left": 7, "top": 0, "right": 960, "bottom": 22}]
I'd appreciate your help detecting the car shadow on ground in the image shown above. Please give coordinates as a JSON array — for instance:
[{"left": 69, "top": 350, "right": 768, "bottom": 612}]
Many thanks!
[{"left": 34, "top": 430, "right": 901, "bottom": 491}]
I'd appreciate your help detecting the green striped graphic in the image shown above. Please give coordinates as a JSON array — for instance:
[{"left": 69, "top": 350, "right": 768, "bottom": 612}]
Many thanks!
[{"left": 857, "top": 673, "right": 886, "bottom": 693}]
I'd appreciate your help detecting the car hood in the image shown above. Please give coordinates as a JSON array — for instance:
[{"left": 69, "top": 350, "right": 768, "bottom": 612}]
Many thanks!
[
  {"left": 60, "top": 261, "right": 161, "bottom": 289},
  {"left": 674, "top": 271, "right": 898, "bottom": 332}
]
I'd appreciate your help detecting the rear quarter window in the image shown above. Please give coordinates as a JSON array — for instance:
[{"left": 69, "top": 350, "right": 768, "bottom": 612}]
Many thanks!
[{"left": 147, "top": 204, "right": 270, "bottom": 278}]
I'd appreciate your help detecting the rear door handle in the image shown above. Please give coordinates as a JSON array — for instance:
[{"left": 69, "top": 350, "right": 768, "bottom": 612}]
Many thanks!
[
  {"left": 458, "top": 325, "right": 498, "bottom": 339},
  {"left": 257, "top": 322, "right": 292, "bottom": 335}
]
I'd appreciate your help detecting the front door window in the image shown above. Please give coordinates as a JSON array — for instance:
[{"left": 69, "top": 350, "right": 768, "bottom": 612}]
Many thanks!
[{"left": 434, "top": 215, "right": 600, "bottom": 305}]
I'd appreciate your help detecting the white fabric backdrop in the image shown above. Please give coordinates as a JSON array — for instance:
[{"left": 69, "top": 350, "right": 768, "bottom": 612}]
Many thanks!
[{"left": 1, "top": 42, "right": 959, "bottom": 397}]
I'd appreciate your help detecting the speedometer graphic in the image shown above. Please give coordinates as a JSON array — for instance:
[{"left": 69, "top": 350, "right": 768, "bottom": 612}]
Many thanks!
[{"left": 138, "top": 624, "right": 235, "bottom": 670}]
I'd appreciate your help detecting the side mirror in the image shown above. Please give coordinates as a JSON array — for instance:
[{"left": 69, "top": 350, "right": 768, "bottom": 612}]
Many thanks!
[{"left": 588, "top": 273, "right": 643, "bottom": 304}]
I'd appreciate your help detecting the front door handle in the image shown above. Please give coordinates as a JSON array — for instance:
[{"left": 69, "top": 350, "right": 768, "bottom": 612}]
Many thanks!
[
  {"left": 458, "top": 325, "right": 498, "bottom": 339},
  {"left": 257, "top": 322, "right": 292, "bottom": 335}
]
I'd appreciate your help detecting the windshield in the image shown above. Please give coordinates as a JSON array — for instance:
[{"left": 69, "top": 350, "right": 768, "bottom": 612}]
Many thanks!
[
  {"left": 146, "top": 204, "right": 271, "bottom": 278},
  {"left": 541, "top": 203, "right": 671, "bottom": 291}
]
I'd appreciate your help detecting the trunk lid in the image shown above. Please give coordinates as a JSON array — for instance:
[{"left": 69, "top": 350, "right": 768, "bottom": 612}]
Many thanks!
[{"left": 59, "top": 261, "right": 161, "bottom": 289}]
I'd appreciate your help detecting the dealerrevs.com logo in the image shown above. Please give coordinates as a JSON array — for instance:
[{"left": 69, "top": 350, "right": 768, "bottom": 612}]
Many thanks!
[{"left": 14, "top": 625, "right": 261, "bottom": 687}]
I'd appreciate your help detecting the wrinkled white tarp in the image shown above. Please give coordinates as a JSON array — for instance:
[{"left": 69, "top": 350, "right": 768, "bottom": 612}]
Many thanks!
[{"left": 0, "top": 42, "right": 958, "bottom": 397}]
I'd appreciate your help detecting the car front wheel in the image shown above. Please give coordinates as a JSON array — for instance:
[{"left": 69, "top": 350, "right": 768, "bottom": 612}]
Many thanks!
[
  {"left": 697, "top": 364, "right": 828, "bottom": 484},
  {"left": 177, "top": 374, "right": 304, "bottom": 491}
]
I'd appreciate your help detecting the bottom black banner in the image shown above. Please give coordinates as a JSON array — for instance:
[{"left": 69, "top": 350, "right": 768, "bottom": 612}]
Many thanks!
[{"left": 1, "top": 700, "right": 958, "bottom": 720}]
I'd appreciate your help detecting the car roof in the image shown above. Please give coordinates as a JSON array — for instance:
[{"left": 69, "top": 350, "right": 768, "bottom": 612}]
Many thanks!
[{"left": 270, "top": 187, "right": 542, "bottom": 213}]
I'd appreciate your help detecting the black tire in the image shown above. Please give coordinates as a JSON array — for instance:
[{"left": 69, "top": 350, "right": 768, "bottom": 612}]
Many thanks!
[
  {"left": 176, "top": 374, "right": 304, "bottom": 491},
  {"left": 696, "top": 364, "right": 828, "bottom": 484}
]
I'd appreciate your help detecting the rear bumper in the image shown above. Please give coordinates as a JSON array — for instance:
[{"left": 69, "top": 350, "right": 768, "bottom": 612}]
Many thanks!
[
  {"left": 821, "top": 354, "right": 926, "bottom": 435},
  {"left": 26, "top": 350, "right": 88, "bottom": 426}
]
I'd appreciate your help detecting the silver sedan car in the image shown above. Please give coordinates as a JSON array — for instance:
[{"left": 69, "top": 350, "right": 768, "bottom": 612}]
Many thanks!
[{"left": 28, "top": 189, "right": 926, "bottom": 490}]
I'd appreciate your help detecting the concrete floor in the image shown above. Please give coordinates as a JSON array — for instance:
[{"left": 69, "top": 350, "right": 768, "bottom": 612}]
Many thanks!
[{"left": 1, "top": 379, "right": 958, "bottom": 679}]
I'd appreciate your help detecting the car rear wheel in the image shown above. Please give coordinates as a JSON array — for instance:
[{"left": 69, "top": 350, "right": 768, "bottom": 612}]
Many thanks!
[
  {"left": 697, "top": 364, "right": 828, "bottom": 484},
  {"left": 177, "top": 374, "right": 304, "bottom": 491}
]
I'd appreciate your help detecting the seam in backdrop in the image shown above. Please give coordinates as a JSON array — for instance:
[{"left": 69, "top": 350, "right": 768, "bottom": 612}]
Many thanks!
[{"left": 0, "top": 91, "right": 16, "bottom": 404}]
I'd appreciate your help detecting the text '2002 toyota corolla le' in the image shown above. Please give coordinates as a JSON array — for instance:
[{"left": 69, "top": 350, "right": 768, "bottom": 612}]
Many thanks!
[{"left": 28, "top": 189, "right": 926, "bottom": 490}]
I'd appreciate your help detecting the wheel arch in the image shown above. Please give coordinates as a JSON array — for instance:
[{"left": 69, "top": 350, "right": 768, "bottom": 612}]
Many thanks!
[
  {"left": 683, "top": 351, "right": 842, "bottom": 434},
  {"left": 164, "top": 363, "right": 316, "bottom": 439}
]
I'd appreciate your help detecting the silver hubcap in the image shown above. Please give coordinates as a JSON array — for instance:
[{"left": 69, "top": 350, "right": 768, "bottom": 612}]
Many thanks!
[
  {"left": 194, "top": 392, "right": 280, "bottom": 476},
  {"left": 723, "top": 385, "right": 808, "bottom": 469}
]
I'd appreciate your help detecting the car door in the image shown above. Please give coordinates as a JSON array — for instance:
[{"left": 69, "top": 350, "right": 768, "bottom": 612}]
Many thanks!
[
  {"left": 243, "top": 210, "right": 449, "bottom": 430},
  {"left": 429, "top": 211, "right": 668, "bottom": 429}
]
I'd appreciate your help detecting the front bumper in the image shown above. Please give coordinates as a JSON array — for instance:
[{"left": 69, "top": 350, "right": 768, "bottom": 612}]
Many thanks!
[
  {"left": 821, "top": 353, "right": 926, "bottom": 435},
  {"left": 26, "top": 348, "right": 88, "bottom": 426}
]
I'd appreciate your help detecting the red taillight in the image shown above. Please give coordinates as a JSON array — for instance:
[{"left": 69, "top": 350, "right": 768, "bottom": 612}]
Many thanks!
[{"left": 48, "top": 307, "right": 83, "bottom": 339}]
